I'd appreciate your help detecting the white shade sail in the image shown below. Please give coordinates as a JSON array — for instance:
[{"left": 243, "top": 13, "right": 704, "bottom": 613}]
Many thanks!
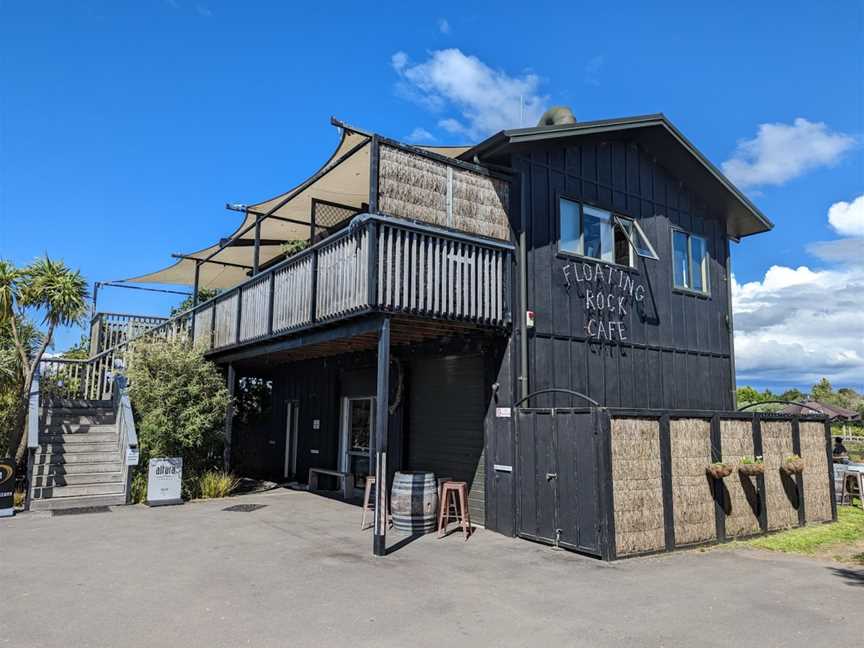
[{"left": 123, "top": 127, "right": 469, "bottom": 290}]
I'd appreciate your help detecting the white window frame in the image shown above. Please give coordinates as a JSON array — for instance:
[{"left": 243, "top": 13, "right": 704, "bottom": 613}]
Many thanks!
[
  {"left": 558, "top": 197, "right": 658, "bottom": 267},
  {"left": 671, "top": 227, "right": 710, "bottom": 295}
]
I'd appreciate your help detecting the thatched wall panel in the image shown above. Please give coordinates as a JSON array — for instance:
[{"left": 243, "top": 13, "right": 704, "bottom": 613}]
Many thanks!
[
  {"left": 761, "top": 420, "right": 799, "bottom": 531},
  {"left": 378, "top": 144, "right": 510, "bottom": 241},
  {"left": 800, "top": 421, "right": 832, "bottom": 523},
  {"left": 720, "top": 420, "right": 761, "bottom": 537},
  {"left": 611, "top": 418, "right": 665, "bottom": 556},
  {"left": 670, "top": 418, "right": 716, "bottom": 545}
]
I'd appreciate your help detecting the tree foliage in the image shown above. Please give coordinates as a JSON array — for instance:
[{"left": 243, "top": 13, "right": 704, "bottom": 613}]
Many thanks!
[
  {"left": 170, "top": 288, "right": 221, "bottom": 317},
  {"left": 127, "top": 337, "right": 231, "bottom": 484},
  {"left": 0, "top": 257, "right": 88, "bottom": 464}
]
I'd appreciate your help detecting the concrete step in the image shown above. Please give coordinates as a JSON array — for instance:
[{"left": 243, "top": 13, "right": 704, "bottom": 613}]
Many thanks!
[
  {"left": 29, "top": 493, "right": 128, "bottom": 511},
  {"left": 44, "top": 423, "right": 117, "bottom": 436},
  {"left": 34, "top": 450, "right": 121, "bottom": 465},
  {"left": 40, "top": 431, "right": 119, "bottom": 444},
  {"left": 32, "top": 482, "right": 125, "bottom": 499},
  {"left": 33, "top": 462, "right": 123, "bottom": 476},
  {"left": 32, "top": 472, "right": 124, "bottom": 487},
  {"left": 38, "top": 441, "right": 120, "bottom": 454}
]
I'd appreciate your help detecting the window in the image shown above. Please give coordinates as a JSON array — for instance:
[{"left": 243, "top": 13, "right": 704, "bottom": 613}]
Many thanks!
[
  {"left": 672, "top": 229, "right": 709, "bottom": 293},
  {"left": 559, "top": 198, "right": 658, "bottom": 266}
]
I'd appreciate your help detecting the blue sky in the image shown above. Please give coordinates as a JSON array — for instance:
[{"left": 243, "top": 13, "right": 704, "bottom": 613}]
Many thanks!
[{"left": 1, "top": 1, "right": 861, "bottom": 391}]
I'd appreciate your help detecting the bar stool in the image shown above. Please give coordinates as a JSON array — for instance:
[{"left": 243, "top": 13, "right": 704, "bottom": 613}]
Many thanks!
[
  {"left": 437, "top": 481, "right": 471, "bottom": 540},
  {"left": 361, "top": 476, "right": 392, "bottom": 530}
]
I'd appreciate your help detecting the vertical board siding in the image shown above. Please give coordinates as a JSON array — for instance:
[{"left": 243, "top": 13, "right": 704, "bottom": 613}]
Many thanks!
[
  {"left": 192, "top": 306, "right": 213, "bottom": 349},
  {"left": 800, "top": 422, "right": 833, "bottom": 523},
  {"left": 610, "top": 418, "right": 665, "bottom": 556},
  {"left": 761, "top": 420, "right": 799, "bottom": 531},
  {"left": 669, "top": 418, "right": 716, "bottom": 545},
  {"left": 720, "top": 420, "right": 761, "bottom": 538},
  {"left": 273, "top": 256, "right": 313, "bottom": 332},
  {"left": 519, "top": 134, "right": 734, "bottom": 410}
]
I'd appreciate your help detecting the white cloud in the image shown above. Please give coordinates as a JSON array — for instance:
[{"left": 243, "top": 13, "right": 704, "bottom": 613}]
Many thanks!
[
  {"left": 828, "top": 194, "right": 864, "bottom": 238},
  {"left": 406, "top": 127, "right": 436, "bottom": 143},
  {"left": 721, "top": 118, "right": 855, "bottom": 189},
  {"left": 733, "top": 264, "right": 864, "bottom": 388},
  {"left": 194, "top": 3, "right": 212, "bottom": 16},
  {"left": 437, "top": 18, "right": 450, "bottom": 34},
  {"left": 391, "top": 48, "right": 548, "bottom": 139}
]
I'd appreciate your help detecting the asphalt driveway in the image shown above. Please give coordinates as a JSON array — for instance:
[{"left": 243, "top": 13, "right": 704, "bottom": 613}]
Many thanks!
[{"left": 1, "top": 489, "right": 861, "bottom": 647}]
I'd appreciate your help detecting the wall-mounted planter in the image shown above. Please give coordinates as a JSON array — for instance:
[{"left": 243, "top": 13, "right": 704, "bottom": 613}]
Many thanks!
[
  {"left": 706, "top": 463, "right": 733, "bottom": 479},
  {"left": 781, "top": 456, "right": 805, "bottom": 475},
  {"left": 738, "top": 462, "right": 765, "bottom": 477}
]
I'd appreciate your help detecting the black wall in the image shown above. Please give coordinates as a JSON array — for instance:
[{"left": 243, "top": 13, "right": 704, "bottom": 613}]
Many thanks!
[{"left": 512, "top": 135, "right": 734, "bottom": 410}]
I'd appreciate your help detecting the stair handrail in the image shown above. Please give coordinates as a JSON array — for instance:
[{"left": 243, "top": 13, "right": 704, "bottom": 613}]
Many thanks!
[
  {"left": 23, "top": 367, "right": 41, "bottom": 510},
  {"left": 112, "top": 374, "right": 139, "bottom": 503}
]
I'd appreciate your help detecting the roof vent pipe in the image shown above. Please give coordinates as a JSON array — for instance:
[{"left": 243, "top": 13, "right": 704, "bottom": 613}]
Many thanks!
[{"left": 537, "top": 106, "right": 577, "bottom": 127}]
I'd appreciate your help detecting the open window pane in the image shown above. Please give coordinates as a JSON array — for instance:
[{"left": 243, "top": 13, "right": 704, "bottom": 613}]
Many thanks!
[
  {"left": 559, "top": 198, "right": 581, "bottom": 254},
  {"left": 614, "top": 220, "right": 632, "bottom": 266},
  {"left": 673, "top": 230, "right": 689, "bottom": 288},
  {"left": 690, "top": 235, "right": 707, "bottom": 292},
  {"left": 583, "top": 206, "right": 614, "bottom": 262}
]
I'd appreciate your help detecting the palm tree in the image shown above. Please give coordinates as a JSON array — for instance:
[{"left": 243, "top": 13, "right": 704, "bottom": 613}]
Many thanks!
[{"left": 0, "top": 257, "right": 88, "bottom": 466}]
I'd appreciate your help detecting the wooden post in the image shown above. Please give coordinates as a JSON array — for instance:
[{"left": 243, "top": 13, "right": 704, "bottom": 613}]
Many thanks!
[
  {"left": 192, "top": 262, "right": 201, "bottom": 307},
  {"left": 372, "top": 317, "right": 390, "bottom": 557},
  {"left": 224, "top": 363, "right": 236, "bottom": 472},
  {"left": 252, "top": 214, "right": 262, "bottom": 275}
]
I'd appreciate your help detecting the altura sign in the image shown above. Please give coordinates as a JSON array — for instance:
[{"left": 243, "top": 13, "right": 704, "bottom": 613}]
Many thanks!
[
  {"left": 0, "top": 459, "right": 15, "bottom": 517},
  {"left": 562, "top": 261, "right": 646, "bottom": 342}
]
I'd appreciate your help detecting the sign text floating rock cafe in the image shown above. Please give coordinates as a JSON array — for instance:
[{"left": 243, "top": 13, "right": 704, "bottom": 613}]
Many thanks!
[{"left": 562, "top": 262, "right": 645, "bottom": 342}]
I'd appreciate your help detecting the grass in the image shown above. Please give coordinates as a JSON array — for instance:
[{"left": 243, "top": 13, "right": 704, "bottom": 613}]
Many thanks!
[
  {"left": 739, "top": 506, "right": 864, "bottom": 564},
  {"left": 197, "top": 470, "right": 239, "bottom": 499}
]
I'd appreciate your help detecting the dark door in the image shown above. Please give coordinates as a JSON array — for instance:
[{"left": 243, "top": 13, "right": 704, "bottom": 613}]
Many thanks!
[{"left": 516, "top": 407, "right": 602, "bottom": 556}]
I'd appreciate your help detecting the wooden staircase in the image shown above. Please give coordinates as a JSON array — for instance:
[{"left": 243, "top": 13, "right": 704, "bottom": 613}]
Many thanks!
[{"left": 30, "top": 399, "right": 129, "bottom": 510}]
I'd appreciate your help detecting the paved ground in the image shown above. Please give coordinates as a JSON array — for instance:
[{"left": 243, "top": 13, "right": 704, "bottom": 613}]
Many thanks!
[{"left": 1, "top": 490, "right": 862, "bottom": 648}]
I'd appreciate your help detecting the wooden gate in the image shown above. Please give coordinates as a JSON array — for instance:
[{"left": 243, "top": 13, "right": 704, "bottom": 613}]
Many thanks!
[{"left": 514, "top": 390, "right": 608, "bottom": 557}]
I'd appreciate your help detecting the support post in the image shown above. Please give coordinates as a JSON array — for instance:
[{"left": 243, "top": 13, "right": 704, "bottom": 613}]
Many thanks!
[
  {"left": 192, "top": 261, "right": 201, "bottom": 307},
  {"left": 224, "top": 363, "right": 236, "bottom": 472},
  {"left": 252, "top": 213, "right": 262, "bottom": 275},
  {"left": 372, "top": 317, "right": 390, "bottom": 557}
]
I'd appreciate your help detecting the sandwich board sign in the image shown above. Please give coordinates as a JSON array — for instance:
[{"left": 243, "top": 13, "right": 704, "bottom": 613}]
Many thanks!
[
  {"left": 0, "top": 459, "right": 15, "bottom": 518},
  {"left": 146, "top": 457, "right": 183, "bottom": 506}
]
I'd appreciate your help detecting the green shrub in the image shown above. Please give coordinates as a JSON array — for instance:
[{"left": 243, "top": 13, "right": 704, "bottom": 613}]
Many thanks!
[
  {"left": 197, "top": 470, "right": 239, "bottom": 499},
  {"left": 740, "top": 455, "right": 764, "bottom": 465},
  {"left": 129, "top": 471, "right": 148, "bottom": 504}
]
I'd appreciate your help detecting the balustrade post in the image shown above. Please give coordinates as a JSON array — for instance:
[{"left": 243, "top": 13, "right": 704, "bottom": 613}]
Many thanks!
[{"left": 367, "top": 221, "right": 378, "bottom": 308}]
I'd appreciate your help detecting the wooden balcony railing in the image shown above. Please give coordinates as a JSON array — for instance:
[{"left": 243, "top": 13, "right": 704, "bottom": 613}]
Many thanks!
[{"left": 41, "top": 214, "right": 513, "bottom": 400}]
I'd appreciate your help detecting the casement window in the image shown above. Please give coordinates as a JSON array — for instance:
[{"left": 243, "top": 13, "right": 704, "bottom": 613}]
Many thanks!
[
  {"left": 672, "top": 229, "right": 709, "bottom": 293},
  {"left": 559, "top": 198, "right": 658, "bottom": 267}
]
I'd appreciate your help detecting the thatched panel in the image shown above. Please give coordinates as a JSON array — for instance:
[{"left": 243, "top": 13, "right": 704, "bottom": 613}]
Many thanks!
[
  {"left": 800, "top": 421, "right": 832, "bottom": 523},
  {"left": 720, "top": 420, "right": 761, "bottom": 537},
  {"left": 670, "top": 418, "right": 716, "bottom": 545},
  {"left": 761, "top": 420, "right": 799, "bottom": 531},
  {"left": 611, "top": 418, "right": 665, "bottom": 556},
  {"left": 378, "top": 144, "right": 510, "bottom": 241},
  {"left": 451, "top": 168, "right": 510, "bottom": 240}
]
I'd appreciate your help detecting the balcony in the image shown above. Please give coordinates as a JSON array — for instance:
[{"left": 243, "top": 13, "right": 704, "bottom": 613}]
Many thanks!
[{"left": 188, "top": 213, "right": 512, "bottom": 356}]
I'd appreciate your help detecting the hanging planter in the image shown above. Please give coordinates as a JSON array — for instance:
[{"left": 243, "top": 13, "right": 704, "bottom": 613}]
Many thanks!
[
  {"left": 738, "top": 456, "right": 765, "bottom": 477},
  {"left": 781, "top": 455, "right": 805, "bottom": 475},
  {"left": 706, "top": 462, "right": 734, "bottom": 479}
]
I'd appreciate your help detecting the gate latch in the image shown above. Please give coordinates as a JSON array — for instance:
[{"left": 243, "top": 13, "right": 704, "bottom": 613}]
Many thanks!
[
  {"left": 553, "top": 528, "right": 562, "bottom": 550},
  {"left": 545, "top": 472, "right": 558, "bottom": 481}
]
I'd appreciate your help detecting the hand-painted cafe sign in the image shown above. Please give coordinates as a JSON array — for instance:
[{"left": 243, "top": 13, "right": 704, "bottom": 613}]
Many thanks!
[{"left": 562, "top": 262, "right": 646, "bottom": 342}]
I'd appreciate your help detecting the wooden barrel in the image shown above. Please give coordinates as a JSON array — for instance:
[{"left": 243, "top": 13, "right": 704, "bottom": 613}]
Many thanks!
[{"left": 390, "top": 471, "right": 439, "bottom": 534}]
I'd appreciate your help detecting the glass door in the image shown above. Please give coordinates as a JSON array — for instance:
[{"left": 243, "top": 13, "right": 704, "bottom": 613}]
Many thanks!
[{"left": 342, "top": 397, "right": 374, "bottom": 492}]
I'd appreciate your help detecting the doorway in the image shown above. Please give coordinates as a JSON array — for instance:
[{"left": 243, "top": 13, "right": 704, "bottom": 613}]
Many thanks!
[
  {"left": 340, "top": 397, "right": 375, "bottom": 493},
  {"left": 284, "top": 400, "right": 299, "bottom": 480}
]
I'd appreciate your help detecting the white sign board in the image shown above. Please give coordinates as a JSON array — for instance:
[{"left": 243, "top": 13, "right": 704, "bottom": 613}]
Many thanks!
[
  {"left": 496, "top": 407, "right": 512, "bottom": 418},
  {"left": 146, "top": 457, "right": 183, "bottom": 506},
  {"left": 126, "top": 448, "right": 140, "bottom": 467}
]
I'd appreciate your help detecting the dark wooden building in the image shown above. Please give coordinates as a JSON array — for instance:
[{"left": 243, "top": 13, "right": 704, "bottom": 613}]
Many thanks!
[{"left": 73, "top": 111, "right": 835, "bottom": 559}]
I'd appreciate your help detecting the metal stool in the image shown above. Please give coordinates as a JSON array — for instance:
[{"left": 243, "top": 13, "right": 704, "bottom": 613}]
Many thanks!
[
  {"left": 361, "top": 476, "right": 392, "bottom": 530},
  {"left": 437, "top": 481, "right": 471, "bottom": 540}
]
